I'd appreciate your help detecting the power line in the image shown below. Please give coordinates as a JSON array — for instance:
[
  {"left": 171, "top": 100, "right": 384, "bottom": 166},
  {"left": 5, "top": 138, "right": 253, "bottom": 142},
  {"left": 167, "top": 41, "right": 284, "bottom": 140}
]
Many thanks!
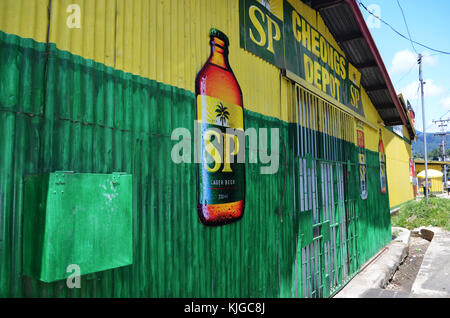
[
  {"left": 440, "top": 110, "right": 450, "bottom": 120},
  {"left": 394, "top": 63, "right": 417, "bottom": 86},
  {"left": 429, "top": 52, "right": 445, "bottom": 57},
  {"left": 358, "top": 1, "right": 450, "bottom": 55},
  {"left": 396, "top": 0, "right": 418, "bottom": 54},
  {"left": 414, "top": 81, "right": 421, "bottom": 100}
]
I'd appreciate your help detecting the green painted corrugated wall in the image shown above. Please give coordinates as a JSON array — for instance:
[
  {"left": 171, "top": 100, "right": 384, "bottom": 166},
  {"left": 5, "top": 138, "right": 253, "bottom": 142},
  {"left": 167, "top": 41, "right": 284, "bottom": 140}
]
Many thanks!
[{"left": 0, "top": 28, "right": 391, "bottom": 297}]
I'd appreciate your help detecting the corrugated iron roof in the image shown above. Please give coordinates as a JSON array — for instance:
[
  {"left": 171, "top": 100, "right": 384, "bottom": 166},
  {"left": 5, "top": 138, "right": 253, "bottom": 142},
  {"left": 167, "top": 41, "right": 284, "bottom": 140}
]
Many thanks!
[
  {"left": 306, "top": 0, "right": 412, "bottom": 131},
  {"left": 398, "top": 94, "right": 417, "bottom": 140}
]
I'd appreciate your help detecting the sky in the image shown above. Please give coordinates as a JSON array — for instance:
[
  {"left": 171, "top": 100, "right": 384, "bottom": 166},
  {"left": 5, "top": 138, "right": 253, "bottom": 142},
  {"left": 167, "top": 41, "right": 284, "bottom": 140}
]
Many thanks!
[{"left": 359, "top": 0, "right": 450, "bottom": 133}]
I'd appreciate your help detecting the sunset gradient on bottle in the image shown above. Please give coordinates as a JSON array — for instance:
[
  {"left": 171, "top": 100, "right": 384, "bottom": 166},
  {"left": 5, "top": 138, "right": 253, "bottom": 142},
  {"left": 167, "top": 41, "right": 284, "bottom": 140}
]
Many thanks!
[{"left": 195, "top": 28, "right": 245, "bottom": 226}]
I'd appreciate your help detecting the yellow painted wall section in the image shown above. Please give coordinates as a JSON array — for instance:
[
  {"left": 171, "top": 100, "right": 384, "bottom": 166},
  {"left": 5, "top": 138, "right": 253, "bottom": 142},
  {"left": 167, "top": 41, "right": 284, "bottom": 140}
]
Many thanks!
[
  {"left": 417, "top": 178, "right": 443, "bottom": 194},
  {"left": 49, "top": 0, "right": 117, "bottom": 68},
  {"left": 286, "top": 0, "right": 346, "bottom": 58},
  {"left": 0, "top": 0, "right": 49, "bottom": 43},
  {"left": 0, "top": 0, "right": 389, "bottom": 147},
  {"left": 384, "top": 129, "right": 414, "bottom": 208},
  {"left": 402, "top": 125, "right": 411, "bottom": 141},
  {"left": 361, "top": 89, "right": 383, "bottom": 153},
  {"left": 44, "top": 0, "right": 287, "bottom": 121},
  {"left": 0, "top": 0, "right": 380, "bottom": 129}
]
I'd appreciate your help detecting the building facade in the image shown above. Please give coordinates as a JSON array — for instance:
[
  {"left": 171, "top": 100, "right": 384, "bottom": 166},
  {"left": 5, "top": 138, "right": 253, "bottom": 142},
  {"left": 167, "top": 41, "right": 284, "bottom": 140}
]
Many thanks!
[{"left": 0, "top": 0, "right": 414, "bottom": 297}]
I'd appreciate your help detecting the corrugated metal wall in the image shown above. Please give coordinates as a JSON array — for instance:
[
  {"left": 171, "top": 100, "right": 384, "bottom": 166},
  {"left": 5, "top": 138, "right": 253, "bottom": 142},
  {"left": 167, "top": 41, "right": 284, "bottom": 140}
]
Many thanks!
[
  {"left": 0, "top": 0, "right": 49, "bottom": 43},
  {"left": 0, "top": 0, "right": 392, "bottom": 297},
  {"left": 45, "top": 0, "right": 289, "bottom": 122},
  {"left": 384, "top": 128, "right": 414, "bottom": 207},
  {"left": 1, "top": 32, "right": 291, "bottom": 296}
]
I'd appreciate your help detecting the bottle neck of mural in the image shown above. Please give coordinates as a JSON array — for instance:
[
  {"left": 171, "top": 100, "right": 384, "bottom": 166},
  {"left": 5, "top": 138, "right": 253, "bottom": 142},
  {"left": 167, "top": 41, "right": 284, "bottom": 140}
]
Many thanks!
[{"left": 209, "top": 37, "right": 229, "bottom": 70}]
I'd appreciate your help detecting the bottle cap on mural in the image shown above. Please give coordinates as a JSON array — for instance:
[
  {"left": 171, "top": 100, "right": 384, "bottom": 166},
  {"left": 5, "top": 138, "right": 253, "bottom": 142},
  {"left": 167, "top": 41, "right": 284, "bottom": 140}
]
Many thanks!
[{"left": 209, "top": 28, "right": 229, "bottom": 46}]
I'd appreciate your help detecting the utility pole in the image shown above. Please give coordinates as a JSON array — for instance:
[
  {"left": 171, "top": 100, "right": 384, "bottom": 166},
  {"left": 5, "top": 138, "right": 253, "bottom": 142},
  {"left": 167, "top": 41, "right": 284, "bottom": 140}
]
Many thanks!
[
  {"left": 419, "top": 54, "right": 429, "bottom": 203},
  {"left": 433, "top": 118, "right": 450, "bottom": 192}
]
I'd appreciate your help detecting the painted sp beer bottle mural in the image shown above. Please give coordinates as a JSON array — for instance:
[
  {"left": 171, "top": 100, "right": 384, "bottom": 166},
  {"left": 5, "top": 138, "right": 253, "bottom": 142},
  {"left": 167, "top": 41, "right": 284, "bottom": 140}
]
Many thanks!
[
  {"left": 356, "top": 122, "right": 368, "bottom": 200},
  {"left": 195, "top": 29, "right": 246, "bottom": 226},
  {"left": 379, "top": 131, "right": 387, "bottom": 194}
]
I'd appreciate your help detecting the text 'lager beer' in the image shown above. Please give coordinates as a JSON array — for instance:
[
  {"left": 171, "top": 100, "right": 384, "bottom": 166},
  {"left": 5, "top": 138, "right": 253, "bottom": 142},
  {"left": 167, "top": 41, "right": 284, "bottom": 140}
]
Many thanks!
[{"left": 195, "top": 28, "right": 245, "bottom": 226}]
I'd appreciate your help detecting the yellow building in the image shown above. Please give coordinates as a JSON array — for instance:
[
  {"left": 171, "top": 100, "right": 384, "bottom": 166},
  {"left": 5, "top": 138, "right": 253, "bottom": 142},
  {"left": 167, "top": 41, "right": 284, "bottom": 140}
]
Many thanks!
[
  {"left": 385, "top": 95, "right": 416, "bottom": 208},
  {"left": 415, "top": 160, "right": 450, "bottom": 194}
]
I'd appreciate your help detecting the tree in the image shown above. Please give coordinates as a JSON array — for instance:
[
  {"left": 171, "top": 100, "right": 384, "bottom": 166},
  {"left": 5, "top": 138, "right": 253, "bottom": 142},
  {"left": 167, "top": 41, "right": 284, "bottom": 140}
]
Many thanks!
[
  {"left": 215, "top": 102, "right": 230, "bottom": 126},
  {"left": 428, "top": 148, "right": 441, "bottom": 160}
]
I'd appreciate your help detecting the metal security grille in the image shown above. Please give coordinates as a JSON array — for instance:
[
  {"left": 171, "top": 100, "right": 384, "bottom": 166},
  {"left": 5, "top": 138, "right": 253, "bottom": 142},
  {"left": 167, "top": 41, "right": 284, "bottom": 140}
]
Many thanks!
[{"left": 293, "top": 84, "right": 359, "bottom": 298}]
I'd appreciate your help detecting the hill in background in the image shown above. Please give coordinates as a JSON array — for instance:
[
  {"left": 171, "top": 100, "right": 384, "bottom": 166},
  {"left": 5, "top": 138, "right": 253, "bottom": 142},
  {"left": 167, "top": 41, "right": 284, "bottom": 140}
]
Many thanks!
[{"left": 412, "top": 130, "right": 450, "bottom": 158}]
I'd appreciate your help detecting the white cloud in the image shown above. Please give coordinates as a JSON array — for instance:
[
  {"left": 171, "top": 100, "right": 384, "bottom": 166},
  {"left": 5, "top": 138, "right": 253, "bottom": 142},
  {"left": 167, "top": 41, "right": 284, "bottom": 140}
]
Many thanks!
[
  {"left": 389, "top": 49, "right": 417, "bottom": 75},
  {"left": 389, "top": 49, "right": 438, "bottom": 76},
  {"left": 399, "top": 79, "right": 445, "bottom": 101},
  {"left": 440, "top": 96, "right": 450, "bottom": 110},
  {"left": 422, "top": 51, "right": 438, "bottom": 66},
  {"left": 423, "top": 79, "right": 445, "bottom": 96}
]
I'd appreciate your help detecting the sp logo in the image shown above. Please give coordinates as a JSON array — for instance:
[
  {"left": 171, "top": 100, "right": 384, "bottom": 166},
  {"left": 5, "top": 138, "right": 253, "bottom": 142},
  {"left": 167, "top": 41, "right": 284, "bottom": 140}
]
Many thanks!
[{"left": 350, "top": 85, "right": 361, "bottom": 108}]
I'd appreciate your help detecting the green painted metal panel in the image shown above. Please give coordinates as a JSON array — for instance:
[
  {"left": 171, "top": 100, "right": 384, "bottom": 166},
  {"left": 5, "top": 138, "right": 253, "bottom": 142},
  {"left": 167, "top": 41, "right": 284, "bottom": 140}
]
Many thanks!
[
  {"left": 23, "top": 174, "right": 50, "bottom": 283},
  {"left": 0, "top": 31, "right": 46, "bottom": 115},
  {"left": 305, "top": 154, "right": 312, "bottom": 169},
  {"left": 298, "top": 210, "right": 313, "bottom": 248},
  {"left": 321, "top": 221, "right": 330, "bottom": 243},
  {"left": 23, "top": 172, "right": 133, "bottom": 283},
  {"left": 356, "top": 151, "right": 391, "bottom": 265}
]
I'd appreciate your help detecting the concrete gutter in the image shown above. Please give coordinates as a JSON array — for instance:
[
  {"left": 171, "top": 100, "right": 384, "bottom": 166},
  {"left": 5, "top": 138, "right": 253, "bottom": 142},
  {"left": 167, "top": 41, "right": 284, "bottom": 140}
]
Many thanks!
[
  {"left": 410, "top": 227, "right": 450, "bottom": 298},
  {"left": 334, "top": 227, "right": 410, "bottom": 298}
]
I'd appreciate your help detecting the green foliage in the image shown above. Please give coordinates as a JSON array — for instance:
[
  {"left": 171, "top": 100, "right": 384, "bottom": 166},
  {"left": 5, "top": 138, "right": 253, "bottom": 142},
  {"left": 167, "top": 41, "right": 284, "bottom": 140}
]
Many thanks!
[
  {"left": 392, "top": 198, "right": 450, "bottom": 231},
  {"left": 412, "top": 131, "right": 450, "bottom": 157},
  {"left": 427, "top": 148, "right": 441, "bottom": 160}
]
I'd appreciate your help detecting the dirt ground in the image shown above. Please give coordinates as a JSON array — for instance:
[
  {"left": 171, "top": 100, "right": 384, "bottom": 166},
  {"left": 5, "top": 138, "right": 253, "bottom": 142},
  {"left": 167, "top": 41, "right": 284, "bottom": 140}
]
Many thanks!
[{"left": 385, "top": 236, "right": 430, "bottom": 292}]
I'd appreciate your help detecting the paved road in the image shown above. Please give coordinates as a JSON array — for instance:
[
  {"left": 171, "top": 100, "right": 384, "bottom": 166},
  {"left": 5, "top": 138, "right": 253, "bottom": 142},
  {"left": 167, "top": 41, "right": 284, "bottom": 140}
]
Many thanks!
[{"left": 360, "top": 288, "right": 409, "bottom": 298}]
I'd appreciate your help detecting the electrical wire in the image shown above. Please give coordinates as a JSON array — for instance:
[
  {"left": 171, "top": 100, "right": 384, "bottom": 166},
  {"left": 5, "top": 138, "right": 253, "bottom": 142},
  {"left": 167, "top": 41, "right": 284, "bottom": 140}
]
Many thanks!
[
  {"left": 440, "top": 110, "right": 450, "bottom": 120},
  {"left": 396, "top": 0, "right": 418, "bottom": 54},
  {"left": 359, "top": 0, "right": 449, "bottom": 135},
  {"left": 414, "top": 82, "right": 421, "bottom": 101},
  {"left": 358, "top": 1, "right": 450, "bottom": 55},
  {"left": 428, "top": 52, "right": 445, "bottom": 57},
  {"left": 394, "top": 63, "right": 417, "bottom": 86}
]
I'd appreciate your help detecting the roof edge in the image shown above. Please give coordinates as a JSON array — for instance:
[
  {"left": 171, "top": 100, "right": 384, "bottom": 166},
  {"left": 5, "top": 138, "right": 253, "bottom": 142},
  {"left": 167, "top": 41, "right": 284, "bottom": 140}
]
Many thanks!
[
  {"left": 398, "top": 94, "right": 417, "bottom": 141},
  {"left": 344, "top": 0, "right": 408, "bottom": 127}
]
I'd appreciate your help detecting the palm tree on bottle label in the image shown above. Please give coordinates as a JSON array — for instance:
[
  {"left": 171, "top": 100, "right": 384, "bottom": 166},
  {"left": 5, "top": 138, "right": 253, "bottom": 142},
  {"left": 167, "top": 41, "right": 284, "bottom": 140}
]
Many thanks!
[{"left": 215, "top": 102, "right": 230, "bottom": 127}]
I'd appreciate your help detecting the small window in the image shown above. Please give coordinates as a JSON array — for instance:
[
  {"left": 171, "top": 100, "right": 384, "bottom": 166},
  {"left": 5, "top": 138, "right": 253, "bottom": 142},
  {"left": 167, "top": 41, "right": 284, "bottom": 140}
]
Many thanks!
[{"left": 393, "top": 125, "right": 404, "bottom": 137}]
